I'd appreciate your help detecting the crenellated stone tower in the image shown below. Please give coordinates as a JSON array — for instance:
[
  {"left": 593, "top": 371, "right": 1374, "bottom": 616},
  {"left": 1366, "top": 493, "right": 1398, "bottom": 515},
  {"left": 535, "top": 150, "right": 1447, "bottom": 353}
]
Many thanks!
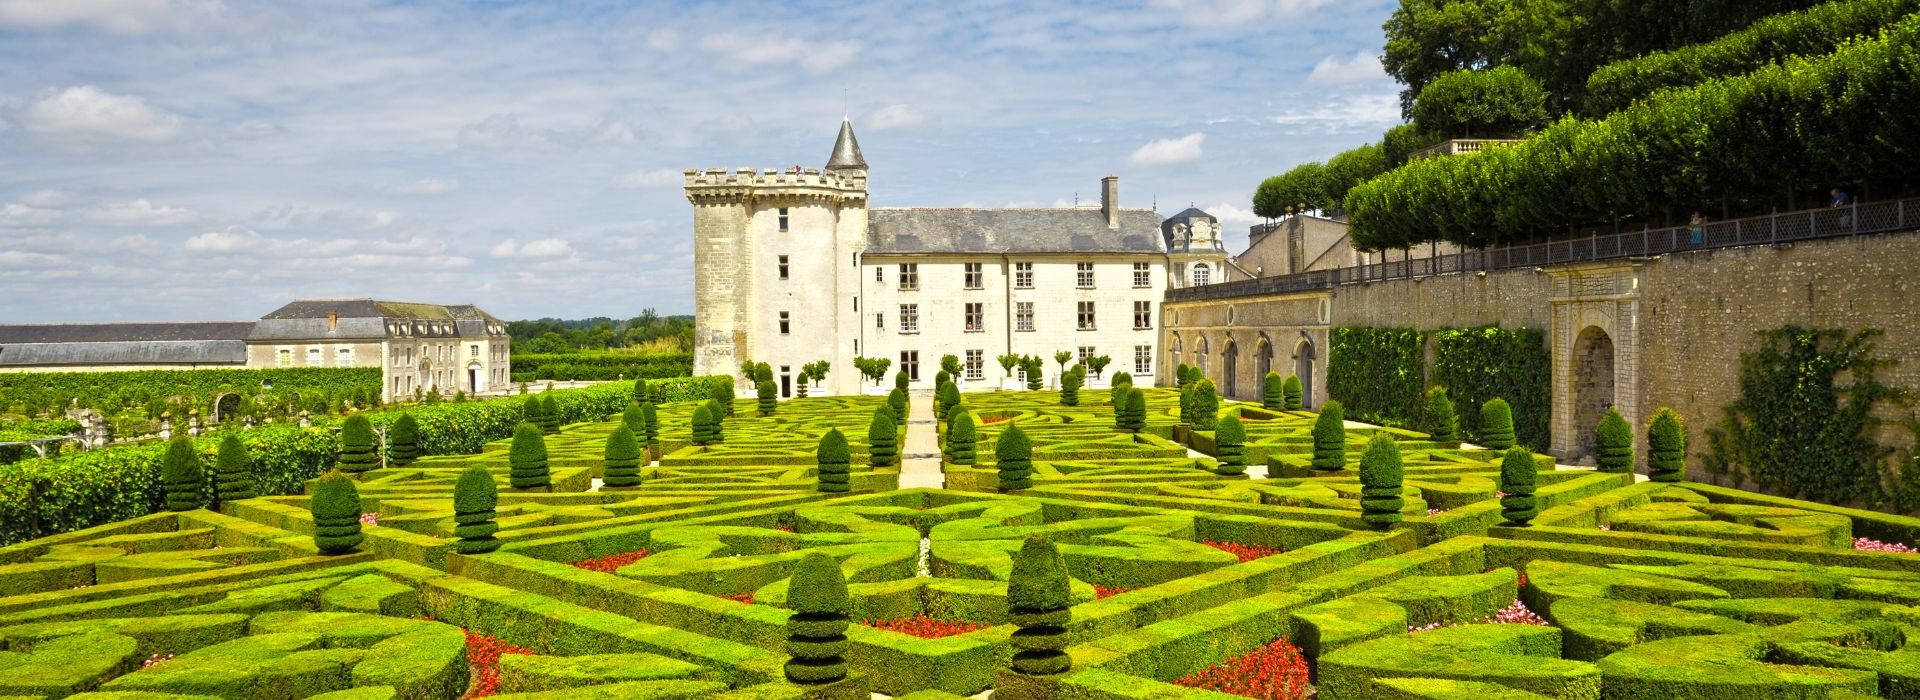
[{"left": 685, "top": 119, "right": 870, "bottom": 393}]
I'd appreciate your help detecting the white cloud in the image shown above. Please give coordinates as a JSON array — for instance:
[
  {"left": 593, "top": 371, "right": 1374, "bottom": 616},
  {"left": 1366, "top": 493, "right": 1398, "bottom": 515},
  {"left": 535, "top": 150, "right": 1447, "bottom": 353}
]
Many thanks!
[
  {"left": 19, "top": 190, "right": 74, "bottom": 208},
  {"left": 698, "top": 34, "right": 860, "bottom": 75},
  {"left": 379, "top": 179, "right": 461, "bottom": 196},
  {"left": 1267, "top": 93, "right": 1400, "bottom": 131},
  {"left": 610, "top": 168, "right": 683, "bottom": 189},
  {"left": 0, "top": 203, "right": 61, "bottom": 227},
  {"left": 489, "top": 238, "right": 573, "bottom": 259},
  {"left": 0, "top": 0, "right": 182, "bottom": 36},
  {"left": 590, "top": 119, "right": 641, "bottom": 146},
  {"left": 1128, "top": 132, "right": 1207, "bottom": 167},
  {"left": 1307, "top": 50, "right": 1387, "bottom": 85},
  {"left": 456, "top": 113, "right": 552, "bottom": 151},
  {"left": 21, "top": 86, "right": 183, "bottom": 145},
  {"left": 250, "top": 204, "right": 402, "bottom": 231},
  {"left": 867, "top": 104, "right": 928, "bottom": 130},
  {"left": 184, "top": 227, "right": 259, "bottom": 253},
  {"left": 87, "top": 199, "right": 198, "bottom": 226},
  {"left": 1149, "top": 0, "right": 1337, "bottom": 26}
]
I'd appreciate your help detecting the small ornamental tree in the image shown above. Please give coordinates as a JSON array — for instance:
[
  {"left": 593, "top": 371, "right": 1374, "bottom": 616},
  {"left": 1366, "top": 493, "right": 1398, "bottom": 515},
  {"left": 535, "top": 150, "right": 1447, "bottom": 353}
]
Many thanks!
[
  {"left": 540, "top": 394, "right": 562, "bottom": 432},
  {"left": 941, "top": 354, "right": 963, "bottom": 377},
  {"left": 1117, "top": 387, "right": 1147, "bottom": 433},
  {"left": 388, "top": 414, "right": 421, "bottom": 466},
  {"left": 508, "top": 422, "right": 551, "bottom": 490},
  {"left": 868, "top": 408, "right": 899, "bottom": 468},
  {"left": 1262, "top": 371, "right": 1285, "bottom": 410},
  {"left": 936, "top": 380, "right": 960, "bottom": 424},
  {"left": 1189, "top": 379, "right": 1220, "bottom": 430},
  {"left": 1283, "top": 374, "right": 1304, "bottom": 410},
  {"left": 337, "top": 415, "right": 379, "bottom": 473},
  {"left": 214, "top": 433, "right": 255, "bottom": 505},
  {"left": 691, "top": 404, "right": 717, "bottom": 446},
  {"left": 310, "top": 472, "right": 363, "bottom": 554},
  {"left": 161, "top": 435, "right": 205, "bottom": 511},
  {"left": 1023, "top": 357, "right": 1045, "bottom": 391},
  {"left": 1479, "top": 398, "right": 1517, "bottom": 450},
  {"left": 1595, "top": 408, "right": 1634, "bottom": 474},
  {"left": 710, "top": 381, "right": 735, "bottom": 417},
  {"left": 704, "top": 399, "right": 727, "bottom": 443},
  {"left": 783, "top": 552, "right": 851, "bottom": 685},
  {"left": 603, "top": 425, "right": 642, "bottom": 488},
  {"left": 1214, "top": 414, "right": 1247, "bottom": 476},
  {"left": 1059, "top": 366, "right": 1084, "bottom": 406},
  {"left": 998, "top": 354, "right": 1020, "bottom": 380},
  {"left": 1423, "top": 386, "right": 1459, "bottom": 444},
  {"left": 947, "top": 411, "right": 978, "bottom": 466},
  {"left": 452, "top": 466, "right": 501, "bottom": 554},
  {"left": 1006, "top": 534, "right": 1071, "bottom": 676},
  {"left": 888, "top": 388, "right": 908, "bottom": 423},
  {"left": 522, "top": 396, "right": 546, "bottom": 432},
  {"left": 757, "top": 379, "right": 778, "bottom": 416},
  {"left": 1086, "top": 355, "right": 1111, "bottom": 380},
  {"left": 894, "top": 370, "right": 910, "bottom": 392},
  {"left": 1053, "top": 351, "right": 1073, "bottom": 378},
  {"left": 1359, "top": 433, "right": 1405, "bottom": 529},
  {"left": 1312, "top": 401, "right": 1347, "bottom": 471},
  {"left": 996, "top": 426, "right": 1034, "bottom": 491},
  {"left": 817, "top": 428, "right": 851, "bottom": 494},
  {"left": 1647, "top": 408, "right": 1687, "bottom": 483},
  {"left": 1499, "top": 447, "right": 1539, "bottom": 526}
]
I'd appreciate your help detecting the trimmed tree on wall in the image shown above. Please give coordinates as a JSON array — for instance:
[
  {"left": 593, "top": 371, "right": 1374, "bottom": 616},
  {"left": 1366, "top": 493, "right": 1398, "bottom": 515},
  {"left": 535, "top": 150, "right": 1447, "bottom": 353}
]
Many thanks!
[
  {"left": 1262, "top": 371, "right": 1285, "bottom": 410},
  {"left": 1326, "top": 326, "right": 1426, "bottom": 428},
  {"left": 868, "top": 408, "right": 899, "bottom": 469},
  {"left": 337, "top": 415, "right": 379, "bottom": 473},
  {"left": 452, "top": 466, "right": 501, "bottom": 554},
  {"left": 1214, "top": 414, "right": 1247, "bottom": 477},
  {"left": 817, "top": 428, "right": 851, "bottom": 494},
  {"left": 1422, "top": 386, "right": 1460, "bottom": 445},
  {"left": 1479, "top": 398, "right": 1517, "bottom": 450},
  {"left": 1649, "top": 408, "right": 1687, "bottom": 483},
  {"left": 213, "top": 433, "right": 255, "bottom": 505},
  {"left": 1359, "top": 433, "right": 1405, "bottom": 529},
  {"left": 603, "top": 425, "right": 642, "bottom": 488},
  {"left": 946, "top": 411, "right": 978, "bottom": 466},
  {"left": 1312, "top": 400, "right": 1347, "bottom": 471},
  {"left": 162, "top": 436, "right": 205, "bottom": 512},
  {"left": 388, "top": 413, "right": 421, "bottom": 466},
  {"left": 783, "top": 552, "right": 851, "bottom": 685},
  {"left": 1499, "top": 447, "right": 1538, "bottom": 526},
  {"left": 1284, "top": 374, "right": 1304, "bottom": 410},
  {"left": 997, "top": 426, "right": 1034, "bottom": 491},
  {"left": 509, "top": 422, "right": 551, "bottom": 490},
  {"left": 1595, "top": 408, "right": 1634, "bottom": 473},
  {"left": 1006, "top": 534, "right": 1072, "bottom": 677},
  {"left": 998, "top": 354, "right": 1020, "bottom": 381},
  {"left": 310, "top": 472, "right": 363, "bottom": 554}
]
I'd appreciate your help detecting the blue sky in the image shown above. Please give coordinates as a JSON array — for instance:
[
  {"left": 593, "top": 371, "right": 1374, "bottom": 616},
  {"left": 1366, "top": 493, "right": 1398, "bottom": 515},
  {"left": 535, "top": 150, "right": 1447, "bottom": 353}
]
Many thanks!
[{"left": 0, "top": 0, "right": 1402, "bottom": 323}]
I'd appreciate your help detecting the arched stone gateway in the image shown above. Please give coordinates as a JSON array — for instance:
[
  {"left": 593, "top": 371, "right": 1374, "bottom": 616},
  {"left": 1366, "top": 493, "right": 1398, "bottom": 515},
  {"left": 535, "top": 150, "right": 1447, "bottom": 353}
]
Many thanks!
[
  {"left": 1293, "top": 335, "right": 1317, "bottom": 409},
  {"left": 1222, "top": 339, "right": 1239, "bottom": 398},
  {"left": 1195, "top": 335, "right": 1210, "bottom": 379},
  {"left": 1571, "top": 326, "right": 1616, "bottom": 460},
  {"left": 1169, "top": 332, "right": 1183, "bottom": 382},
  {"left": 1548, "top": 261, "right": 1642, "bottom": 462},
  {"left": 1256, "top": 334, "right": 1274, "bottom": 389},
  {"left": 212, "top": 393, "right": 242, "bottom": 424}
]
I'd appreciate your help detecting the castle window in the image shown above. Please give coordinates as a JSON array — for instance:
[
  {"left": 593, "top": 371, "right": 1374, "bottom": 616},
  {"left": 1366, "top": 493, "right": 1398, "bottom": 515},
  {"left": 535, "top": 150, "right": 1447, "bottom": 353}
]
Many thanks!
[
  {"left": 1192, "top": 263, "right": 1211, "bottom": 286},
  {"left": 1135, "top": 345, "right": 1153, "bottom": 375},
  {"left": 964, "top": 263, "right": 983, "bottom": 289},
  {"left": 1078, "top": 346, "right": 1096, "bottom": 365},
  {"left": 1134, "top": 301, "right": 1153, "bottom": 330},
  {"left": 778, "top": 255, "right": 789, "bottom": 280},
  {"left": 875, "top": 312, "right": 884, "bottom": 330},
  {"left": 338, "top": 347, "right": 354, "bottom": 365},
  {"left": 779, "top": 311, "right": 791, "bottom": 335},
  {"left": 964, "top": 350, "right": 984, "bottom": 381},
  {"left": 899, "top": 304, "right": 919, "bottom": 333},
  {"left": 1015, "top": 302, "right": 1034, "bottom": 332},
  {"left": 964, "top": 303, "right": 984, "bottom": 332},
  {"left": 470, "top": 345, "right": 479, "bottom": 358},
  {"left": 277, "top": 348, "right": 292, "bottom": 367},
  {"left": 1133, "top": 262, "right": 1151, "bottom": 288},
  {"left": 1077, "top": 302, "right": 1096, "bottom": 331},
  {"left": 899, "top": 351, "right": 920, "bottom": 382},
  {"left": 307, "top": 348, "right": 322, "bottom": 366},
  {"left": 778, "top": 208, "right": 789, "bottom": 232},
  {"left": 875, "top": 266, "right": 883, "bottom": 283},
  {"left": 1014, "top": 262, "right": 1033, "bottom": 289},
  {"left": 1077, "top": 262, "right": 1095, "bottom": 289},
  {"left": 898, "top": 264, "right": 918, "bottom": 291}
]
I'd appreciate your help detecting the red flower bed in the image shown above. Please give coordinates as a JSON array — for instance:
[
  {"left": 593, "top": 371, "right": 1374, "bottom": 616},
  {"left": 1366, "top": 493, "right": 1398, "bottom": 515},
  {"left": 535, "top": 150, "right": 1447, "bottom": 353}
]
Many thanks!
[
  {"left": 461, "top": 629, "right": 534, "bottom": 699},
  {"left": 1174, "top": 637, "right": 1312, "bottom": 700},
  {"left": 723, "top": 592, "right": 755, "bottom": 604},
  {"left": 571, "top": 549, "right": 649, "bottom": 573},
  {"left": 864, "top": 615, "right": 991, "bottom": 638},
  {"left": 1203, "top": 540, "right": 1282, "bottom": 563},
  {"left": 981, "top": 415, "right": 1009, "bottom": 424},
  {"left": 1094, "top": 585, "right": 1136, "bottom": 599}
]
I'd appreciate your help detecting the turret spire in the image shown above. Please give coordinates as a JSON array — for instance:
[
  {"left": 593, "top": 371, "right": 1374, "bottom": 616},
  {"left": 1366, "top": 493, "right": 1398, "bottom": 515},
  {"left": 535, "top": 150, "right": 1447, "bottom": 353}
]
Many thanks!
[{"left": 825, "top": 118, "right": 867, "bottom": 172}]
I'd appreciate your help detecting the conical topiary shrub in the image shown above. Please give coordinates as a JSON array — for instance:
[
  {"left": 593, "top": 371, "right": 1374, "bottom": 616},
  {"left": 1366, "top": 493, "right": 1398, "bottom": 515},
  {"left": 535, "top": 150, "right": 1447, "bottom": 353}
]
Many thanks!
[
  {"left": 452, "top": 466, "right": 500, "bottom": 554},
  {"left": 1023, "top": 357, "right": 1045, "bottom": 391},
  {"left": 1499, "top": 447, "right": 1538, "bottom": 526},
  {"left": 1359, "top": 433, "right": 1405, "bottom": 529},
  {"left": 868, "top": 408, "right": 898, "bottom": 468},
  {"left": 691, "top": 404, "right": 717, "bottom": 446},
  {"left": 508, "top": 422, "right": 550, "bottom": 490},
  {"left": 1423, "top": 386, "right": 1459, "bottom": 444},
  {"left": 1109, "top": 372, "right": 1133, "bottom": 407},
  {"left": 1283, "top": 374, "right": 1303, "bottom": 410},
  {"left": 310, "top": 472, "right": 362, "bottom": 554},
  {"left": 947, "top": 411, "right": 977, "bottom": 466},
  {"left": 1262, "top": 371, "right": 1285, "bottom": 410},
  {"left": 710, "top": 381, "right": 735, "bottom": 417},
  {"left": 703, "top": 399, "right": 727, "bottom": 443},
  {"left": 1177, "top": 364, "right": 1195, "bottom": 389},
  {"left": 388, "top": 413, "right": 421, "bottom": 466},
  {"left": 1116, "top": 387, "right": 1146, "bottom": 433},
  {"left": 1647, "top": 408, "right": 1686, "bottom": 483},
  {"left": 540, "top": 394, "right": 561, "bottom": 433},
  {"left": 817, "top": 428, "right": 851, "bottom": 494},
  {"left": 887, "top": 388, "right": 908, "bottom": 424},
  {"left": 1006, "top": 534, "right": 1071, "bottom": 676},
  {"left": 639, "top": 402, "right": 660, "bottom": 453},
  {"left": 1189, "top": 379, "right": 1219, "bottom": 430},
  {"left": 1595, "top": 408, "right": 1634, "bottom": 473},
  {"left": 996, "top": 426, "right": 1034, "bottom": 491},
  {"left": 783, "top": 552, "right": 850, "bottom": 685},
  {"left": 895, "top": 370, "right": 910, "bottom": 392},
  {"left": 1311, "top": 400, "right": 1347, "bottom": 471},
  {"left": 1059, "top": 367, "right": 1083, "bottom": 406},
  {"left": 214, "top": 433, "right": 255, "bottom": 505},
  {"left": 603, "top": 425, "right": 642, "bottom": 488},
  {"left": 757, "top": 379, "right": 778, "bottom": 416},
  {"left": 1480, "top": 398, "right": 1516, "bottom": 450},
  {"left": 161, "top": 435, "right": 205, "bottom": 512},
  {"left": 523, "top": 395, "right": 546, "bottom": 433},
  {"left": 622, "top": 404, "right": 648, "bottom": 439},
  {"left": 1214, "top": 414, "right": 1247, "bottom": 476},
  {"left": 337, "top": 415, "right": 379, "bottom": 473},
  {"left": 936, "top": 381, "right": 960, "bottom": 423}
]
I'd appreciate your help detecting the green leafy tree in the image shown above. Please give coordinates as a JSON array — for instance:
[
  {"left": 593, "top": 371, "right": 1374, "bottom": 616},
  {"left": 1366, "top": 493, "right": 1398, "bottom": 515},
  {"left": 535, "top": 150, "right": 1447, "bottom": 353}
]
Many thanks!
[
  {"left": 1262, "top": 371, "right": 1285, "bottom": 410},
  {"left": 214, "top": 433, "right": 254, "bottom": 505},
  {"left": 691, "top": 404, "right": 718, "bottom": 446},
  {"left": 1117, "top": 387, "right": 1147, "bottom": 433},
  {"left": 1214, "top": 415, "right": 1247, "bottom": 476},
  {"left": 941, "top": 354, "right": 963, "bottom": 377},
  {"left": 509, "top": 422, "right": 551, "bottom": 490},
  {"left": 998, "top": 354, "right": 1020, "bottom": 379},
  {"left": 947, "top": 410, "right": 977, "bottom": 466},
  {"left": 783, "top": 552, "right": 850, "bottom": 685},
  {"left": 1595, "top": 408, "right": 1634, "bottom": 473},
  {"left": 1499, "top": 446, "right": 1539, "bottom": 526},
  {"left": 867, "top": 408, "right": 899, "bottom": 468},
  {"left": 388, "top": 414, "right": 421, "bottom": 466},
  {"left": 1413, "top": 66, "right": 1549, "bottom": 139},
  {"left": 1006, "top": 534, "right": 1071, "bottom": 676},
  {"left": 1312, "top": 401, "right": 1348, "bottom": 471},
  {"left": 1381, "top": 0, "right": 1508, "bottom": 117},
  {"left": 603, "top": 425, "right": 642, "bottom": 488},
  {"left": 1053, "top": 351, "right": 1073, "bottom": 378},
  {"left": 816, "top": 428, "right": 851, "bottom": 494},
  {"left": 887, "top": 388, "right": 908, "bottom": 423},
  {"left": 452, "top": 466, "right": 501, "bottom": 554},
  {"left": 1423, "top": 386, "right": 1460, "bottom": 443},
  {"left": 1087, "top": 355, "right": 1111, "bottom": 379},
  {"left": 310, "top": 472, "right": 363, "bottom": 554},
  {"left": 1253, "top": 162, "right": 1332, "bottom": 218},
  {"left": 337, "top": 415, "right": 379, "bottom": 473},
  {"left": 161, "top": 436, "right": 206, "bottom": 511},
  {"left": 1059, "top": 366, "right": 1084, "bottom": 406},
  {"left": 1188, "top": 379, "right": 1220, "bottom": 430},
  {"left": 1648, "top": 408, "right": 1687, "bottom": 483},
  {"left": 1480, "top": 398, "right": 1516, "bottom": 450},
  {"left": 757, "top": 379, "right": 778, "bottom": 416},
  {"left": 1283, "top": 374, "right": 1304, "bottom": 410},
  {"left": 996, "top": 425, "right": 1034, "bottom": 491},
  {"left": 539, "top": 394, "right": 561, "bottom": 432},
  {"left": 1359, "top": 434, "right": 1406, "bottom": 529}
]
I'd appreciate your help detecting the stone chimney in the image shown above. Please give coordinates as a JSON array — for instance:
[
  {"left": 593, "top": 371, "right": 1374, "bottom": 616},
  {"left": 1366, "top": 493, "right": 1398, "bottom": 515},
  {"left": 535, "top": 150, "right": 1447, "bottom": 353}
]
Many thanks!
[
  {"left": 327, "top": 310, "right": 338, "bottom": 333},
  {"left": 1101, "top": 175, "right": 1119, "bottom": 229}
]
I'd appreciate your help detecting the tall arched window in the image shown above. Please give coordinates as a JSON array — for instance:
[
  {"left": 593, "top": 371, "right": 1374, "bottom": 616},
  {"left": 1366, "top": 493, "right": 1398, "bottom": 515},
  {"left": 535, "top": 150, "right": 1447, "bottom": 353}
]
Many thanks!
[{"left": 1192, "top": 263, "right": 1211, "bottom": 286}]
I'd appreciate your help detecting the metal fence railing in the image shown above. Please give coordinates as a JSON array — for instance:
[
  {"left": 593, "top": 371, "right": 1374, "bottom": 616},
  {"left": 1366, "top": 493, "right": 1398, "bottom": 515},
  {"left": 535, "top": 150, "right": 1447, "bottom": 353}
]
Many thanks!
[{"left": 1170, "top": 198, "right": 1915, "bottom": 303}]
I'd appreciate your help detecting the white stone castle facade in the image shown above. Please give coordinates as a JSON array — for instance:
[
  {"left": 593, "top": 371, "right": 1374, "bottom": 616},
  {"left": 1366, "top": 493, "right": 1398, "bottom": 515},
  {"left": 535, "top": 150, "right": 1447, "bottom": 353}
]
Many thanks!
[{"left": 686, "top": 120, "right": 1226, "bottom": 396}]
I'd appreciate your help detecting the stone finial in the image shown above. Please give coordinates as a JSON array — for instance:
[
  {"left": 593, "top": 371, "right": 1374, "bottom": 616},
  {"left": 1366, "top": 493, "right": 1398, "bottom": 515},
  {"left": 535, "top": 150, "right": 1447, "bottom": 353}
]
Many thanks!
[{"left": 298, "top": 411, "right": 312, "bottom": 428}]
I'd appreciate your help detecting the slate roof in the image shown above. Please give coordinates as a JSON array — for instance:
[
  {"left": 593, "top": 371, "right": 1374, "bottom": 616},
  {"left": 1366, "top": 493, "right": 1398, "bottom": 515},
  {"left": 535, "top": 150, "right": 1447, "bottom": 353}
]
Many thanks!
[
  {"left": 0, "top": 322, "right": 253, "bottom": 367},
  {"left": 825, "top": 118, "right": 867, "bottom": 172},
  {"left": 0, "top": 322, "right": 254, "bottom": 345},
  {"left": 865, "top": 208, "right": 1168, "bottom": 255},
  {"left": 250, "top": 299, "right": 503, "bottom": 341}
]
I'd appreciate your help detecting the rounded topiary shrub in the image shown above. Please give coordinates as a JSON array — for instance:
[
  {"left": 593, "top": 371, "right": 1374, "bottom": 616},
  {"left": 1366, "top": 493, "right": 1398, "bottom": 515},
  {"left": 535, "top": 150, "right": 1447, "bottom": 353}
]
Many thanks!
[
  {"left": 388, "top": 413, "right": 421, "bottom": 466},
  {"left": 757, "top": 379, "right": 777, "bottom": 416},
  {"left": 784, "top": 552, "right": 850, "bottom": 685},
  {"left": 817, "top": 428, "right": 851, "bottom": 494},
  {"left": 452, "top": 465, "right": 500, "bottom": 554},
  {"left": 214, "top": 433, "right": 255, "bottom": 505},
  {"left": 710, "top": 381, "right": 735, "bottom": 418},
  {"left": 996, "top": 426, "right": 1034, "bottom": 491},
  {"left": 1312, "top": 400, "right": 1347, "bottom": 471},
  {"left": 622, "top": 404, "right": 648, "bottom": 440},
  {"left": 947, "top": 411, "right": 977, "bottom": 466},
  {"left": 1263, "top": 371, "right": 1285, "bottom": 410},
  {"left": 691, "top": 404, "right": 717, "bottom": 446},
  {"left": 1499, "top": 446, "right": 1538, "bottom": 526},
  {"left": 894, "top": 370, "right": 910, "bottom": 392},
  {"left": 1284, "top": 374, "right": 1304, "bottom": 410},
  {"left": 603, "top": 425, "right": 642, "bottom": 488},
  {"left": 161, "top": 435, "right": 206, "bottom": 512},
  {"left": 1480, "top": 398, "right": 1516, "bottom": 450},
  {"left": 703, "top": 399, "right": 727, "bottom": 442},
  {"left": 522, "top": 396, "right": 546, "bottom": 432},
  {"left": 1006, "top": 533, "right": 1071, "bottom": 676},
  {"left": 887, "top": 388, "right": 908, "bottom": 424},
  {"left": 1060, "top": 367, "right": 1083, "bottom": 407},
  {"left": 868, "top": 408, "right": 898, "bottom": 468},
  {"left": 1423, "top": 386, "right": 1459, "bottom": 444},
  {"left": 337, "top": 415, "right": 379, "bottom": 473},
  {"left": 508, "top": 422, "right": 551, "bottom": 490},
  {"left": 1359, "top": 433, "right": 1405, "bottom": 529},
  {"left": 639, "top": 402, "right": 660, "bottom": 448},
  {"left": 1214, "top": 414, "right": 1247, "bottom": 477},
  {"left": 1188, "top": 379, "right": 1219, "bottom": 430},
  {"left": 1116, "top": 387, "right": 1146, "bottom": 433},
  {"left": 539, "top": 394, "right": 561, "bottom": 432},
  {"left": 1647, "top": 408, "right": 1686, "bottom": 483},
  {"left": 310, "top": 472, "right": 363, "bottom": 554},
  {"left": 1595, "top": 408, "right": 1634, "bottom": 474},
  {"left": 936, "top": 380, "right": 960, "bottom": 424},
  {"left": 1024, "top": 358, "right": 1045, "bottom": 391}
]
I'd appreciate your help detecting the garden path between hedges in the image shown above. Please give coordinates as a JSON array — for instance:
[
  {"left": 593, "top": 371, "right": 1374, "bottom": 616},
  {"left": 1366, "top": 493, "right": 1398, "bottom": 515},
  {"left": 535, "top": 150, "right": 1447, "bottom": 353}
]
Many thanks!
[{"left": 900, "top": 390, "right": 946, "bottom": 489}]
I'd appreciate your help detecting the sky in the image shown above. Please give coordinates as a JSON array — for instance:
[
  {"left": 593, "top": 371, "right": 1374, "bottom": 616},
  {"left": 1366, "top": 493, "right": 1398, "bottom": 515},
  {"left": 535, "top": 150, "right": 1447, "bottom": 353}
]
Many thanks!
[{"left": 0, "top": 0, "right": 1404, "bottom": 323}]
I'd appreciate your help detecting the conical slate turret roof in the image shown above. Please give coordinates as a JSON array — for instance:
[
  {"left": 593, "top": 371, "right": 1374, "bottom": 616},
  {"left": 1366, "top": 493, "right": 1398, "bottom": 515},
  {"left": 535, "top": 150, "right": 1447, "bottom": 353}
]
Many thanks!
[{"left": 825, "top": 118, "right": 867, "bottom": 172}]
